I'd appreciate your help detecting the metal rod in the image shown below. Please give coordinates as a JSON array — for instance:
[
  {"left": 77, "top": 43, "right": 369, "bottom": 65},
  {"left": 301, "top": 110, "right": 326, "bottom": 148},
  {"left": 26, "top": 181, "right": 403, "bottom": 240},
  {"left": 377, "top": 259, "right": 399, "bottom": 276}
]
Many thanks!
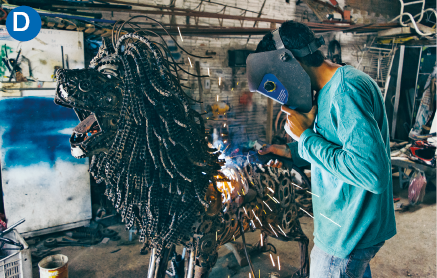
[
  {"left": 239, "top": 221, "right": 256, "bottom": 278},
  {"left": 100, "top": 0, "right": 263, "bottom": 14},
  {"left": 367, "top": 47, "right": 394, "bottom": 51},
  {"left": 184, "top": 250, "right": 189, "bottom": 278},
  {"left": 186, "top": 248, "right": 195, "bottom": 278},
  {"left": 195, "top": 61, "right": 204, "bottom": 115},
  {"left": 410, "top": 47, "right": 423, "bottom": 128},
  {"left": 61, "top": 46, "right": 65, "bottom": 69},
  {"left": 52, "top": 4, "right": 400, "bottom": 30},
  {"left": 52, "top": 5, "right": 284, "bottom": 23},
  {"left": 148, "top": 248, "right": 157, "bottom": 278},
  {"left": 1, "top": 218, "right": 25, "bottom": 236},
  {"left": 391, "top": 45, "right": 405, "bottom": 139},
  {"left": 246, "top": 0, "right": 267, "bottom": 44}
]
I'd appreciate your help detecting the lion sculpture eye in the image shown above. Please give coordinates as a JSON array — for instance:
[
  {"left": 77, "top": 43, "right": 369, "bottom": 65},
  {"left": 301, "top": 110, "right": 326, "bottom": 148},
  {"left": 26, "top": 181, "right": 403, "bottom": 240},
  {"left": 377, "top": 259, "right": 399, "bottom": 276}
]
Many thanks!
[{"left": 78, "top": 80, "right": 92, "bottom": 92}]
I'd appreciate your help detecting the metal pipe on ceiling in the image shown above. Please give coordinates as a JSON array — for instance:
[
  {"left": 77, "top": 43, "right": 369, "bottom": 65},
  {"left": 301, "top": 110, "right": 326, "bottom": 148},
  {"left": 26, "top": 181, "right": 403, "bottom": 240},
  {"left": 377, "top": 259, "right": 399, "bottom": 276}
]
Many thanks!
[
  {"left": 52, "top": 5, "right": 298, "bottom": 24},
  {"left": 99, "top": 0, "right": 265, "bottom": 15}
]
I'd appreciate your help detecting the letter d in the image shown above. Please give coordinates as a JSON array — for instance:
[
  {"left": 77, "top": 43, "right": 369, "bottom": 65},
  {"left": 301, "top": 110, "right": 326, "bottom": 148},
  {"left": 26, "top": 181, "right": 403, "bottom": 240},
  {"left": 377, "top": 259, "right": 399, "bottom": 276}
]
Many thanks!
[{"left": 13, "top": 12, "right": 30, "bottom": 32}]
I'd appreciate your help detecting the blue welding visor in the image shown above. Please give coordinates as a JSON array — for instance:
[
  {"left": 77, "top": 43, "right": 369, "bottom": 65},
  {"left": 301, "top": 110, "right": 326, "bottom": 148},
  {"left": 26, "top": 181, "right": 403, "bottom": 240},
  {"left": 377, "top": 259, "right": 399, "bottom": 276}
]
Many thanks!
[
  {"left": 246, "top": 30, "right": 324, "bottom": 113},
  {"left": 246, "top": 49, "right": 313, "bottom": 112}
]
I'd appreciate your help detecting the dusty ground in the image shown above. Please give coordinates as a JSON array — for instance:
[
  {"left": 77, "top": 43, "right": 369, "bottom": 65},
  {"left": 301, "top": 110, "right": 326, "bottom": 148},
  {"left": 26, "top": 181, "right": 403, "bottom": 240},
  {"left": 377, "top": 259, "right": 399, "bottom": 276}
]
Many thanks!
[{"left": 30, "top": 177, "right": 436, "bottom": 278}]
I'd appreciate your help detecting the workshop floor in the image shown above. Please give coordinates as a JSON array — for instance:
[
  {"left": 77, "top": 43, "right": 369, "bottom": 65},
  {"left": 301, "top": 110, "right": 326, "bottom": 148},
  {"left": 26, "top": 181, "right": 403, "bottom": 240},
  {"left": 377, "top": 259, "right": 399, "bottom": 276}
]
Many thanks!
[{"left": 30, "top": 178, "right": 436, "bottom": 278}]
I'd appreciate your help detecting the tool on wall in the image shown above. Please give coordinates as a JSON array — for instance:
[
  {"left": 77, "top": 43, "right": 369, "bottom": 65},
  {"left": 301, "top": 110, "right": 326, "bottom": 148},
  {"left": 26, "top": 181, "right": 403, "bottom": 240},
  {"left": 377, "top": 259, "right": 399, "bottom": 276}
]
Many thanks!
[
  {"left": 7, "top": 48, "right": 21, "bottom": 82},
  {"left": 20, "top": 55, "right": 33, "bottom": 78}
]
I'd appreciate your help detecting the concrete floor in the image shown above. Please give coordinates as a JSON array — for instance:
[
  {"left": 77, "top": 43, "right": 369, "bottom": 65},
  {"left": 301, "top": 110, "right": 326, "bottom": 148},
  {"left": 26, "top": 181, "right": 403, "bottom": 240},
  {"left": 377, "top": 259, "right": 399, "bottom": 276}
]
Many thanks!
[{"left": 30, "top": 178, "right": 436, "bottom": 278}]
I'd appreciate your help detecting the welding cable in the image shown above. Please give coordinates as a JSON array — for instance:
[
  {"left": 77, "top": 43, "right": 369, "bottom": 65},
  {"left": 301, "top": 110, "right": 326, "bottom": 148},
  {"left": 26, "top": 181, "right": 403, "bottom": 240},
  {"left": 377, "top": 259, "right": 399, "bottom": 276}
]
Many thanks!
[
  {"left": 239, "top": 221, "right": 256, "bottom": 278},
  {"left": 114, "top": 15, "right": 212, "bottom": 59},
  {"left": 260, "top": 243, "right": 277, "bottom": 254}
]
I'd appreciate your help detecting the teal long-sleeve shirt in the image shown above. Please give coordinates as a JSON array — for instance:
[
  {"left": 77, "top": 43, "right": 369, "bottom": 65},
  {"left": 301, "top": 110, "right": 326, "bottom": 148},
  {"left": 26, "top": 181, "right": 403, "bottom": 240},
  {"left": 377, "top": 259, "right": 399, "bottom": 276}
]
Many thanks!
[{"left": 287, "top": 65, "right": 396, "bottom": 259}]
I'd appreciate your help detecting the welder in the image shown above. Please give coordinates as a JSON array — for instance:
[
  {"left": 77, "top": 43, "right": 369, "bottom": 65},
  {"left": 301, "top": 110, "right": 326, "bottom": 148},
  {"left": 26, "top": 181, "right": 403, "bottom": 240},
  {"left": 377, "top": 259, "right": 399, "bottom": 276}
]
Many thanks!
[{"left": 250, "top": 21, "right": 396, "bottom": 278}]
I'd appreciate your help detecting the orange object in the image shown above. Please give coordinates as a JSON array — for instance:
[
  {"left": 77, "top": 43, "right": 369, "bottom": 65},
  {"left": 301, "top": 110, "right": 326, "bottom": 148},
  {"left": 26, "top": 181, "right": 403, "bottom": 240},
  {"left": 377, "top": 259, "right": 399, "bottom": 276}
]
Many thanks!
[{"left": 344, "top": 10, "right": 351, "bottom": 21}]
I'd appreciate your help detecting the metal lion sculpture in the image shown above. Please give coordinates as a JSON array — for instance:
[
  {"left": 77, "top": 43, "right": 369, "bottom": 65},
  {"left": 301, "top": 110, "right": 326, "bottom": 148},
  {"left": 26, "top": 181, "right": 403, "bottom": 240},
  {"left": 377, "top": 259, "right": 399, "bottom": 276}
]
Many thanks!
[{"left": 54, "top": 18, "right": 312, "bottom": 278}]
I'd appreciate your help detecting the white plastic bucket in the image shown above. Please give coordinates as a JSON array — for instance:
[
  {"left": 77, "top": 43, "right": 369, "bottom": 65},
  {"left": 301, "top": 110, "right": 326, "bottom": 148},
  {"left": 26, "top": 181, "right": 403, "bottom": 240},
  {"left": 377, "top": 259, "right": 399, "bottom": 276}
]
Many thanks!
[{"left": 38, "top": 254, "right": 69, "bottom": 278}]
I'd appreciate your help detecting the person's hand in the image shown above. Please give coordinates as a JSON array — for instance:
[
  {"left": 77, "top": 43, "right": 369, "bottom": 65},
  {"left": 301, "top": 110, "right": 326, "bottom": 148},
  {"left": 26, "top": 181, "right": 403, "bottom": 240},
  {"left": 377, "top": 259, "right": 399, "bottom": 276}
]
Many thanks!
[
  {"left": 282, "top": 105, "right": 318, "bottom": 141},
  {"left": 258, "top": 144, "right": 291, "bottom": 159}
]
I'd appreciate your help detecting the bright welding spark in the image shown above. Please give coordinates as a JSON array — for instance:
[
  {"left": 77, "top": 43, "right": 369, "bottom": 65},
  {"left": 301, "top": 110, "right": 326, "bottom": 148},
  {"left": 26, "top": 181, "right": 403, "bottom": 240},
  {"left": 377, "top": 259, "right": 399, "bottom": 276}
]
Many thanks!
[
  {"left": 243, "top": 207, "right": 248, "bottom": 215},
  {"left": 269, "top": 253, "right": 275, "bottom": 267},
  {"left": 263, "top": 210, "right": 266, "bottom": 214},
  {"left": 259, "top": 270, "right": 260, "bottom": 278},
  {"left": 224, "top": 123, "right": 226, "bottom": 127},
  {"left": 208, "top": 68, "right": 210, "bottom": 76},
  {"left": 188, "top": 57, "right": 193, "bottom": 68},
  {"left": 277, "top": 225, "right": 287, "bottom": 237},
  {"left": 250, "top": 219, "right": 256, "bottom": 228},
  {"left": 249, "top": 273, "right": 251, "bottom": 278},
  {"left": 217, "top": 95, "right": 219, "bottom": 102},
  {"left": 260, "top": 234, "right": 263, "bottom": 246},
  {"left": 291, "top": 182, "right": 303, "bottom": 189},
  {"left": 268, "top": 223, "right": 278, "bottom": 237},
  {"left": 263, "top": 201, "right": 272, "bottom": 211},
  {"left": 299, "top": 207, "right": 314, "bottom": 219},
  {"left": 233, "top": 235, "right": 235, "bottom": 241},
  {"left": 267, "top": 187, "right": 274, "bottom": 193},
  {"left": 267, "top": 194, "right": 279, "bottom": 204},
  {"left": 320, "top": 213, "right": 341, "bottom": 227},
  {"left": 219, "top": 77, "right": 221, "bottom": 86},
  {"left": 277, "top": 256, "right": 280, "bottom": 270},
  {"left": 306, "top": 190, "right": 320, "bottom": 197},
  {"left": 177, "top": 26, "right": 183, "bottom": 42},
  {"left": 216, "top": 231, "right": 217, "bottom": 241},
  {"left": 252, "top": 209, "right": 262, "bottom": 226}
]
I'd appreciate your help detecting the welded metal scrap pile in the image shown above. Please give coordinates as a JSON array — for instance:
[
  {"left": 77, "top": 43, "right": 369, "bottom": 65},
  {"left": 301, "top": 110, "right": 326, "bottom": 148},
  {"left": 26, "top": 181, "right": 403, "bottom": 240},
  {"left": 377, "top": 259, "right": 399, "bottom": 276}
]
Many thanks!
[{"left": 55, "top": 33, "right": 222, "bottom": 255}]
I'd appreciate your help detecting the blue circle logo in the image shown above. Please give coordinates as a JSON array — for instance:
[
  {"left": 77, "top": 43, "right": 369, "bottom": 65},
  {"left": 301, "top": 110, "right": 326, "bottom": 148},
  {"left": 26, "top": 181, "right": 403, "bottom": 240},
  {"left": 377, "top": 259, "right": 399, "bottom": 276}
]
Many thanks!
[{"left": 6, "top": 6, "right": 41, "bottom": 42}]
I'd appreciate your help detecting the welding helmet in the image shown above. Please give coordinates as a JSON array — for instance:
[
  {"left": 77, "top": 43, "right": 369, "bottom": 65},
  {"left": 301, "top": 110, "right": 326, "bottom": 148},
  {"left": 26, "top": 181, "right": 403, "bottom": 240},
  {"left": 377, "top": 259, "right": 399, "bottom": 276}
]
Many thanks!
[{"left": 246, "top": 29, "right": 325, "bottom": 113}]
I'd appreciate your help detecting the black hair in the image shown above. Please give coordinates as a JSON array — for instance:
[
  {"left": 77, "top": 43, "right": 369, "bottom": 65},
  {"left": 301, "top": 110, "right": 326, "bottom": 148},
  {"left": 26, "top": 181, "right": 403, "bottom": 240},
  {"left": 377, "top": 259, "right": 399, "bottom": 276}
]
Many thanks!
[{"left": 255, "top": 20, "right": 325, "bottom": 67}]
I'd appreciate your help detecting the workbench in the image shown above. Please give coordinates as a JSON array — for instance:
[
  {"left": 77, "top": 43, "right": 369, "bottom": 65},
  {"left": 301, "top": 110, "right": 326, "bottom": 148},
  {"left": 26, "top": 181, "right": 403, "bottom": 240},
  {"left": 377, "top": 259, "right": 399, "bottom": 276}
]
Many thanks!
[{"left": 391, "top": 157, "right": 436, "bottom": 189}]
